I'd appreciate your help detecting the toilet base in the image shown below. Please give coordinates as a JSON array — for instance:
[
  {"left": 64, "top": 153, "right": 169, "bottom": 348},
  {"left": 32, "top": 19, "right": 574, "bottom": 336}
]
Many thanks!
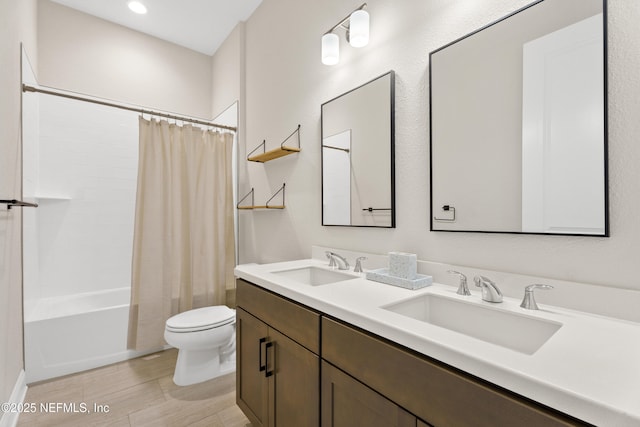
[{"left": 173, "top": 347, "right": 236, "bottom": 386}]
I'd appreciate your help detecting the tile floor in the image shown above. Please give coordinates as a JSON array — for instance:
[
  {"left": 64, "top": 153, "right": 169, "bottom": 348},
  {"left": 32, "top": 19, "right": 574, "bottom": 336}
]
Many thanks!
[{"left": 17, "top": 349, "right": 251, "bottom": 427}]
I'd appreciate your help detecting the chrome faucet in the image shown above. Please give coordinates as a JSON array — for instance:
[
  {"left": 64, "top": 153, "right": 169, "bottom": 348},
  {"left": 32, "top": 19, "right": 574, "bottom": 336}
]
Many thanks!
[
  {"left": 325, "top": 251, "right": 350, "bottom": 270},
  {"left": 447, "top": 270, "right": 470, "bottom": 296},
  {"left": 520, "top": 284, "right": 554, "bottom": 310},
  {"left": 473, "top": 275, "right": 503, "bottom": 303}
]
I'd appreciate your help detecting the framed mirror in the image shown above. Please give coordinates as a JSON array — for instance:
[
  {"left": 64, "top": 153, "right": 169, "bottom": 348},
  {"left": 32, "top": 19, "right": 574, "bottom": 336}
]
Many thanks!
[
  {"left": 322, "top": 71, "right": 395, "bottom": 227},
  {"left": 430, "top": 0, "right": 607, "bottom": 236}
]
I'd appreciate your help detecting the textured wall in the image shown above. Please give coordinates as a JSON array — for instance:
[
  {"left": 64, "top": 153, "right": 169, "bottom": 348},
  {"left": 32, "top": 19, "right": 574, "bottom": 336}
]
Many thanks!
[{"left": 235, "top": 0, "right": 640, "bottom": 298}]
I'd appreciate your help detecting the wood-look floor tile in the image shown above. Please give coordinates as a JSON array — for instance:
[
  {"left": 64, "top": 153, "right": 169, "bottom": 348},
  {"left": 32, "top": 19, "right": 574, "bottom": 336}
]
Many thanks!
[
  {"left": 23, "top": 373, "right": 85, "bottom": 403},
  {"left": 129, "top": 389, "right": 237, "bottom": 427},
  {"left": 159, "top": 371, "right": 236, "bottom": 402},
  {"left": 216, "top": 404, "right": 253, "bottom": 427},
  {"left": 82, "top": 351, "right": 177, "bottom": 402},
  {"left": 17, "top": 349, "right": 249, "bottom": 427},
  {"left": 86, "top": 380, "right": 166, "bottom": 423},
  {"left": 20, "top": 380, "right": 164, "bottom": 427},
  {"left": 187, "top": 414, "right": 225, "bottom": 427}
]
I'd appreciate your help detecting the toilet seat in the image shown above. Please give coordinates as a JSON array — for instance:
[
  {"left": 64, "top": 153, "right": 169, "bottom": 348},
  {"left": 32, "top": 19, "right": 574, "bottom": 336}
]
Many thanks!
[{"left": 166, "top": 306, "right": 235, "bottom": 333}]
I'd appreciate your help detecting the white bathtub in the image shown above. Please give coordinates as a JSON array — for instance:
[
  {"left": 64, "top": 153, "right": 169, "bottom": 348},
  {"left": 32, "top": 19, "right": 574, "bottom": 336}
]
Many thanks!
[{"left": 24, "top": 287, "right": 160, "bottom": 384}]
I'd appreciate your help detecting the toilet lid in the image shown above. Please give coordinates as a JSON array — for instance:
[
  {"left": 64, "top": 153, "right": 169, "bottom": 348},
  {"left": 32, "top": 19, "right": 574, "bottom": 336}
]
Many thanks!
[{"left": 166, "top": 306, "right": 235, "bottom": 332}]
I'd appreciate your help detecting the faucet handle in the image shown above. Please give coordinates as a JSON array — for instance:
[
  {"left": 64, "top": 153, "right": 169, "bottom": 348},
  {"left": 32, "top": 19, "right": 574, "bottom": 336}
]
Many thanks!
[
  {"left": 326, "top": 251, "right": 336, "bottom": 268},
  {"left": 447, "top": 270, "right": 470, "bottom": 296},
  {"left": 354, "top": 257, "right": 367, "bottom": 273},
  {"left": 520, "top": 284, "right": 554, "bottom": 310},
  {"left": 473, "top": 275, "right": 494, "bottom": 287}
]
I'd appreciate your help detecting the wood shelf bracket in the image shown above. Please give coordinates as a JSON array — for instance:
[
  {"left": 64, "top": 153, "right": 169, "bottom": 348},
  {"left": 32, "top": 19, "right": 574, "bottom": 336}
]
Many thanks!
[
  {"left": 247, "top": 125, "right": 301, "bottom": 163},
  {"left": 237, "top": 183, "right": 286, "bottom": 210}
]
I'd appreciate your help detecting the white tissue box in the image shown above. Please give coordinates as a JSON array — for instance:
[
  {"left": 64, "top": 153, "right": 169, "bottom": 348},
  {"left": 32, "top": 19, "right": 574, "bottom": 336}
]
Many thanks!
[{"left": 388, "top": 252, "right": 417, "bottom": 280}]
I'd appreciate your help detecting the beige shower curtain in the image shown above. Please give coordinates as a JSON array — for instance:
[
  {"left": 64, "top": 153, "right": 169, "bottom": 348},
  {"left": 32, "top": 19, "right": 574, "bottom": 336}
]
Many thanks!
[{"left": 128, "top": 117, "right": 235, "bottom": 351}]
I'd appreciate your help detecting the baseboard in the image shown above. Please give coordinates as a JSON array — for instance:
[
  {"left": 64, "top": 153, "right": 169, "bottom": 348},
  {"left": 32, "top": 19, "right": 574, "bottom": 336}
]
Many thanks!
[{"left": 0, "top": 370, "right": 27, "bottom": 427}]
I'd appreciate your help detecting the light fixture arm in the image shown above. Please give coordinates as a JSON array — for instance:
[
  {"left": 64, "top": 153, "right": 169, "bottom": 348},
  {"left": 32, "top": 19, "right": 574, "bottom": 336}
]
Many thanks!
[
  {"left": 321, "top": 3, "right": 368, "bottom": 65},
  {"left": 324, "top": 3, "right": 367, "bottom": 36}
]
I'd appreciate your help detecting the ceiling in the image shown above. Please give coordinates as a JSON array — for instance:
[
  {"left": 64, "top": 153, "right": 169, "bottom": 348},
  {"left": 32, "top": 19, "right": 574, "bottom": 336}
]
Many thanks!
[{"left": 50, "top": 0, "right": 263, "bottom": 56}]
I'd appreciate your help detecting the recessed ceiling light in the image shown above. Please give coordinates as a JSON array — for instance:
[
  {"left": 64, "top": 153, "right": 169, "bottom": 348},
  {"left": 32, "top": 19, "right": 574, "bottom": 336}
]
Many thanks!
[{"left": 128, "top": 1, "right": 147, "bottom": 14}]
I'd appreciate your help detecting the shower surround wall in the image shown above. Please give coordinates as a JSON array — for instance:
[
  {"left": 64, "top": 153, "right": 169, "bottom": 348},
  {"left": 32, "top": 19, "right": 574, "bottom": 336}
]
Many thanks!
[
  {"left": 24, "top": 95, "right": 139, "bottom": 302},
  {"left": 22, "top": 93, "right": 140, "bottom": 382}
]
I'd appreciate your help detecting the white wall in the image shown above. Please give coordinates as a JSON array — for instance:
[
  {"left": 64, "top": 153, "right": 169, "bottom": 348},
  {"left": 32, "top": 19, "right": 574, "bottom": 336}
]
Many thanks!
[
  {"left": 211, "top": 24, "right": 244, "bottom": 120},
  {"left": 230, "top": 0, "right": 640, "bottom": 299},
  {"left": 37, "top": 0, "right": 213, "bottom": 119},
  {"left": 0, "top": 0, "right": 38, "bottom": 409}
]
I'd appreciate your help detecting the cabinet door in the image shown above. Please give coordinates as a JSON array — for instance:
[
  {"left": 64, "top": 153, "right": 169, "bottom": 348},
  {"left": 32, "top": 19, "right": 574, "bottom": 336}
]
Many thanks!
[
  {"left": 236, "top": 308, "right": 269, "bottom": 427},
  {"left": 321, "top": 361, "right": 416, "bottom": 427},
  {"left": 269, "top": 328, "right": 319, "bottom": 427}
]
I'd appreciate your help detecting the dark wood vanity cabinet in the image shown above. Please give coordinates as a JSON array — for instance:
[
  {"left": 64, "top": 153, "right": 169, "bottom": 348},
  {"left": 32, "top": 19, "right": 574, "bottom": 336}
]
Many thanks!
[
  {"left": 322, "top": 317, "right": 589, "bottom": 427},
  {"left": 236, "top": 279, "right": 320, "bottom": 427},
  {"left": 237, "top": 279, "right": 589, "bottom": 427}
]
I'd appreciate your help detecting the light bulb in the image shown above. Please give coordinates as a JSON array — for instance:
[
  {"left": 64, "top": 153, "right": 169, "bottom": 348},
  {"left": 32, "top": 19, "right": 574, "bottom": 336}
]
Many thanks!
[
  {"left": 322, "top": 33, "right": 340, "bottom": 65},
  {"left": 349, "top": 9, "right": 369, "bottom": 48},
  {"left": 128, "top": 1, "right": 147, "bottom": 14}
]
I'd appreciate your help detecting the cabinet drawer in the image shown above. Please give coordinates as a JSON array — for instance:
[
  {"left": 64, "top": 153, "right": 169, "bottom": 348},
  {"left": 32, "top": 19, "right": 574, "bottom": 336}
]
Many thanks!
[
  {"left": 237, "top": 279, "right": 320, "bottom": 354},
  {"left": 322, "top": 317, "right": 588, "bottom": 427}
]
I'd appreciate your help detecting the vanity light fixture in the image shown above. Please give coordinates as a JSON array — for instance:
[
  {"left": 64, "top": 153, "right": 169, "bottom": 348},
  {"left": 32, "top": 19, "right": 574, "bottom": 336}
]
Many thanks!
[
  {"left": 348, "top": 9, "right": 370, "bottom": 48},
  {"left": 128, "top": 1, "right": 147, "bottom": 14},
  {"left": 322, "top": 33, "right": 340, "bottom": 65},
  {"left": 321, "top": 3, "right": 369, "bottom": 65}
]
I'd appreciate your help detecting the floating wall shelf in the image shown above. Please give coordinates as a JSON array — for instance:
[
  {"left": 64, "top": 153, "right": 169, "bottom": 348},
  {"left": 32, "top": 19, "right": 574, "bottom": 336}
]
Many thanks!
[
  {"left": 247, "top": 125, "right": 301, "bottom": 163},
  {"left": 33, "top": 194, "right": 72, "bottom": 200},
  {"left": 237, "top": 184, "right": 286, "bottom": 210}
]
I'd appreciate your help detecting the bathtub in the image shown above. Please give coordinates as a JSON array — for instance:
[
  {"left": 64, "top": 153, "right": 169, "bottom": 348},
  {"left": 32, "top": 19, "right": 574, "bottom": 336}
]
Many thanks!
[{"left": 24, "top": 287, "right": 161, "bottom": 384}]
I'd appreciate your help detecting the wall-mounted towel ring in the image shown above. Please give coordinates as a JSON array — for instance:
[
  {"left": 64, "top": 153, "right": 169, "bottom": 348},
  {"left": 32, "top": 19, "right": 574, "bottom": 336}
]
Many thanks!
[
  {"left": 362, "top": 207, "right": 392, "bottom": 212},
  {"left": 434, "top": 205, "right": 455, "bottom": 222}
]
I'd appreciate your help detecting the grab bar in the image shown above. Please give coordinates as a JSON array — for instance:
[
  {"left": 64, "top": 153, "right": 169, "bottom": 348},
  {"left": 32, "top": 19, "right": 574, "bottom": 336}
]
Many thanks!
[{"left": 1, "top": 199, "right": 39, "bottom": 210}]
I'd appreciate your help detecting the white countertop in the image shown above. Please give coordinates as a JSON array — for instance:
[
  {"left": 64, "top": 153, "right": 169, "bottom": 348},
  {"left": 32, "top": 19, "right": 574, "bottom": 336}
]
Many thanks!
[{"left": 235, "top": 258, "right": 640, "bottom": 427}]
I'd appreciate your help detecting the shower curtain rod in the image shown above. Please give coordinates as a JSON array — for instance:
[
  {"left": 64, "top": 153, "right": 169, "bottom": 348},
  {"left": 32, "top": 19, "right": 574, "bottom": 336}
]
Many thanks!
[{"left": 22, "top": 84, "right": 237, "bottom": 132}]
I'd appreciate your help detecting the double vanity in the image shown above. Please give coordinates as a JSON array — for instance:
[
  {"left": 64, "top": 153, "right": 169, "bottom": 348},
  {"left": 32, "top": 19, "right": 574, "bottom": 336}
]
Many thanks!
[
  {"left": 235, "top": 252, "right": 640, "bottom": 427},
  {"left": 236, "top": 0, "right": 620, "bottom": 424}
]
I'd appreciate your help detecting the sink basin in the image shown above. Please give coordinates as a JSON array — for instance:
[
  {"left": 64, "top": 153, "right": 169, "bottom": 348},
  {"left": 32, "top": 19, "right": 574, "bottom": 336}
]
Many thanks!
[
  {"left": 382, "top": 294, "right": 561, "bottom": 354},
  {"left": 272, "top": 266, "right": 356, "bottom": 286}
]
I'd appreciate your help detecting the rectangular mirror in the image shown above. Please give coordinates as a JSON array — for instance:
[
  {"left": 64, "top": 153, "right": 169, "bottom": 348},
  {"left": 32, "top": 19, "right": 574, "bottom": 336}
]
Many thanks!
[
  {"left": 430, "top": 0, "right": 608, "bottom": 236},
  {"left": 322, "top": 71, "right": 395, "bottom": 227}
]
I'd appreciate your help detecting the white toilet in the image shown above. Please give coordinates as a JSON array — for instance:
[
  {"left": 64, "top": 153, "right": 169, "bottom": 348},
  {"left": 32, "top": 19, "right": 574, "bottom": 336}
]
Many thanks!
[{"left": 164, "top": 305, "right": 236, "bottom": 386}]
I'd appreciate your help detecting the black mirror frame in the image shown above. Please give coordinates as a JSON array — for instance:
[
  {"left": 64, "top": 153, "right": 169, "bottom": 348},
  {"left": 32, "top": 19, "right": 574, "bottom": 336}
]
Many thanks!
[
  {"left": 428, "top": 0, "right": 609, "bottom": 237},
  {"left": 321, "top": 70, "right": 396, "bottom": 228}
]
